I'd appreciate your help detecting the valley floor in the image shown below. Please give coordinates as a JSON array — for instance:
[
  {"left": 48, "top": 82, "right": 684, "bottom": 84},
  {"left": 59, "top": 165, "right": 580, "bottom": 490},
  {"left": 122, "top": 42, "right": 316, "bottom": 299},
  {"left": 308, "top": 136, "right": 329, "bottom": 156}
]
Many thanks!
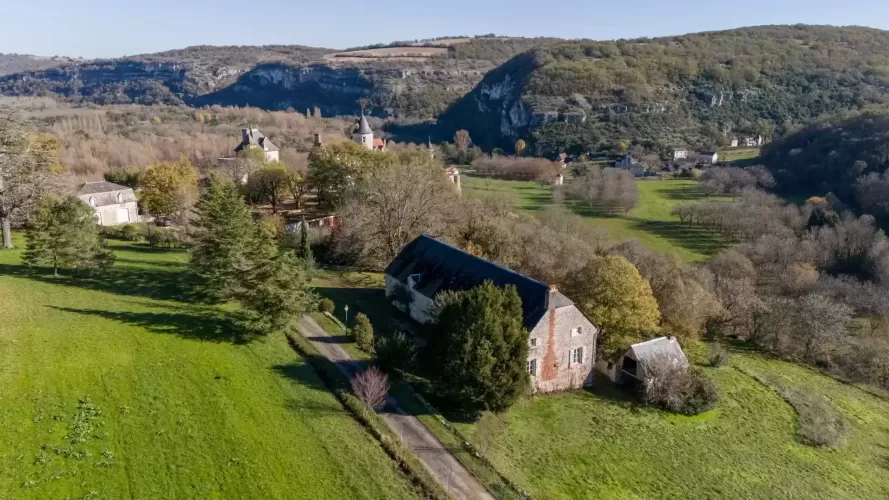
[
  {"left": 0, "top": 237, "right": 416, "bottom": 499},
  {"left": 462, "top": 176, "right": 726, "bottom": 261}
]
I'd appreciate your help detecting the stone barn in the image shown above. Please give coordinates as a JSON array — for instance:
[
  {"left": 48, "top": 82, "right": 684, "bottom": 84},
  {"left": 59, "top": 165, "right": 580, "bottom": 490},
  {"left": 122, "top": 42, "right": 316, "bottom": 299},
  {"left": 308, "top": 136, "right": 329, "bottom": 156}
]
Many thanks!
[
  {"left": 596, "top": 336, "right": 688, "bottom": 386},
  {"left": 76, "top": 181, "right": 138, "bottom": 226},
  {"left": 384, "top": 235, "right": 598, "bottom": 394}
]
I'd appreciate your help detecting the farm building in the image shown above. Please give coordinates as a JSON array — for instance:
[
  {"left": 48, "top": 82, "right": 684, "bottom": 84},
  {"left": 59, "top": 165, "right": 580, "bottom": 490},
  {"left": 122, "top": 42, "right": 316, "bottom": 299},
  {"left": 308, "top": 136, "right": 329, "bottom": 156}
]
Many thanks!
[
  {"left": 596, "top": 336, "right": 688, "bottom": 386},
  {"left": 384, "top": 235, "right": 598, "bottom": 394},
  {"left": 234, "top": 127, "right": 280, "bottom": 162},
  {"left": 77, "top": 181, "right": 139, "bottom": 226},
  {"left": 697, "top": 152, "right": 719, "bottom": 164}
]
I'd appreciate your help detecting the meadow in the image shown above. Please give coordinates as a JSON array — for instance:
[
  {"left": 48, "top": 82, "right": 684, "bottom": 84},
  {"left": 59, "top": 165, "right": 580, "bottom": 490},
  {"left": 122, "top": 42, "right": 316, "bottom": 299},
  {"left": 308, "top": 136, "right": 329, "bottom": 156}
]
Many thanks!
[
  {"left": 462, "top": 176, "right": 726, "bottom": 261},
  {"left": 0, "top": 236, "right": 416, "bottom": 499}
]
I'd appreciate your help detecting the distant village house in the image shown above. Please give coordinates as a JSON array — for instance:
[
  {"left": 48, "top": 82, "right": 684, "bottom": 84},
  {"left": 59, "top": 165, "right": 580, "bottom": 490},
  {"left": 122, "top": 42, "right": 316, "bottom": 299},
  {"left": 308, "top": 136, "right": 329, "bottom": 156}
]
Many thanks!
[
  {"left": 385, "top": 235, "right": 598, "bottom": 394},
  {"left": 234, "top": 127, "right": 280, "bottom": 162},
  {"left": 353, "top": 113, "right": 387, "bottom": 151},
  {"left": 672, "top": 149, "right": 688, "bottom": 161},
  {"left": 77, "top": 181, "right": 138, "bottom": 226},
  {"left": 697, "top": 152, "right": 719, "bottom": 165}
]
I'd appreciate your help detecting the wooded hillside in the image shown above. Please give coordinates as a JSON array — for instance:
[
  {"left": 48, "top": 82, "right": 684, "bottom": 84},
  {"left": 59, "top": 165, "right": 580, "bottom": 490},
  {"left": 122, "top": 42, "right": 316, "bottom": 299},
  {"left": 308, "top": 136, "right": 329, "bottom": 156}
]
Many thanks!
[{"left": 439, "top": 25, "right": 889, "bottom": 155}]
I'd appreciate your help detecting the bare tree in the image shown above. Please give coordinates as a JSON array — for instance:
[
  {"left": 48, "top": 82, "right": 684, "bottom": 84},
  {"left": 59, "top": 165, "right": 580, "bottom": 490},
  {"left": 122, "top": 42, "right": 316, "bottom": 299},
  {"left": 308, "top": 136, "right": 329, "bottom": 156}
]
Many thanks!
[
  {"left": 453, "top": 129, "right": 471, "bottom": 151},
  {"left": 350, "top": 366, "right": 390, "bottom": 410}
]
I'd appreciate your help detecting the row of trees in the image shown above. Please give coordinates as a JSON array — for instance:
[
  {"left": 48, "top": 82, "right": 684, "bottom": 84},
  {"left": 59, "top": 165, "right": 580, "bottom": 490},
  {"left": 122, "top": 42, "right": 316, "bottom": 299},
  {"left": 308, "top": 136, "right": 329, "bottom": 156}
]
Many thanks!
[{"left": 567, "top": 166, "right": 638, "bottom": 214}]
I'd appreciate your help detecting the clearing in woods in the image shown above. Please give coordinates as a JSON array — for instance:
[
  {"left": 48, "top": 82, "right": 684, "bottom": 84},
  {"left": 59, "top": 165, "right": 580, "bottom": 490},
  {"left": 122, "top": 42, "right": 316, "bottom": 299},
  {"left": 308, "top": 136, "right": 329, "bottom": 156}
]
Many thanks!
[
  {"left": 0, "top": 235, "right": 416, "bottom": 500},
  {"left": 462, "top": 176, "right": 726, "bottom": 261}
]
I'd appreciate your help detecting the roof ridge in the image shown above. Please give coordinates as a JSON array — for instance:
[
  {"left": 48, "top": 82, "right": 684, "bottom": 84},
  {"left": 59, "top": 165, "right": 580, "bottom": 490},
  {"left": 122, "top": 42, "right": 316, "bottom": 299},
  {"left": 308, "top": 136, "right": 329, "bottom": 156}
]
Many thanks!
[{"left": 415, "top": 235, "right": 549, "bottom": 288}]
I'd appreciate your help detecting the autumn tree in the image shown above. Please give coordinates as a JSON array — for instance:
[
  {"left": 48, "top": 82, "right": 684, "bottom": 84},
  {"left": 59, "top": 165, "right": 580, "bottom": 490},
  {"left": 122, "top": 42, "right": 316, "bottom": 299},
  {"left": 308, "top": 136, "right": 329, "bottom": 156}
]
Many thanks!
[
  {"left": 247, "top": 162, "right": 289, "bottom": 213},
  {"left": 432, "top": 281, "right": 529, "bottom": 417},
  {"left": 286, "top": 168, "right": 308, "bottom": 209},
  {"left": 515, "top": 139, "right": 527, "bottom": 156},
  {"left": 22, "top": 196, "right": 115, "bottom": 275},
  {"left": 0, "top": 116, "right": 62, "bottom": 249},
  {"left": 307, "top": 141, "right": 395, "bottom": 208},
  {"left": 332, "top": 149, "right": 459, "bottom": 268},
  {"left": 564, "top": 254, "right": 660, "bottom": 358},
  {"left": 190, "top": 175, "right": 256, "bottom": 301},
  {"left": 139, "top": 156, "right": 199, "bottom": 223},
  {"left": 454, "top": 129, "right": 471, "bottom": 151}
]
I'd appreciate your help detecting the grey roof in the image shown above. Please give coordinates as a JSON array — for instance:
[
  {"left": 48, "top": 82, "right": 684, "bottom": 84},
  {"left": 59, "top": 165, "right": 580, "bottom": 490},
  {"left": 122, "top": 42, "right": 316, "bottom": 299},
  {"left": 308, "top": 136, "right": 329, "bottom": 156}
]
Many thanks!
[
  {"left": 77, "top": 181, "right": 133, "bottom": 195},
  {"left": 630, "top": 337, "right": 688, "bottom": 366},
  {"left": 356, "top": 113, "right": 372, "bottom": 135},
  {"left": 77, "top": 182, "right": 137, "bottom": 207},
  {"left": 385, "top": 235, "right": 558, "bottom": 330},
  {"left": 234, "top": 128, "right": 279, "bottom": 153}
]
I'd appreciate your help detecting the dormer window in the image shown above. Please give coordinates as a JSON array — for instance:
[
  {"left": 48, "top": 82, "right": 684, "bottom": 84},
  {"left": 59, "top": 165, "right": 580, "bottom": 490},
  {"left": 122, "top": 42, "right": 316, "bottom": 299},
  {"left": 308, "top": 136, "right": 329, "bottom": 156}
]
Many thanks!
[
  {"left": 116, "top": 193, "right": 123, "bottom": 203},
  {"left": 88, "top": 197, "right": 96, "bottom": 207}
]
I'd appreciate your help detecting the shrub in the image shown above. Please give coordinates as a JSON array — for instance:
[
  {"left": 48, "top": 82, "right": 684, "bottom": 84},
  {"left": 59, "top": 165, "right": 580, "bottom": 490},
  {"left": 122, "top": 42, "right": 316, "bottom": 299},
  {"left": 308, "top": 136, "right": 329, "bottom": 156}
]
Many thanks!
[
  {"left": 641, "top": 354, "right": 719, "bottom": 415},
  {"left": 146, "top": 227, "right": 187, "bottom": 248},
  {"left": 350, "top": 367, "right": 390, "bottom": 410},
  {"left": 708, "top": 343, "right": 731, "bottom": 368},
  {"left": 318, "top": 298, "right": 335, "bottom": 313},
  {"left": 351, "top": 313, "right": 374, "bottom": 353},
  {"left": 374, "top": 331, "right": 417, "bottom": 371},
  {"left": 120, "top": 224, "right": 146, "bottom": 242}
]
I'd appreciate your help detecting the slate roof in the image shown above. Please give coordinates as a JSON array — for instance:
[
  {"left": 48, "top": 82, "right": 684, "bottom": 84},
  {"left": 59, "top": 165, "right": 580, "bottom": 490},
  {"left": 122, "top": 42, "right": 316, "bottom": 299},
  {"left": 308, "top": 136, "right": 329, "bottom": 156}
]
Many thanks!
[
  {"left": 77, "top": 182, "right": 137, "bottom": 207},
  {"left": 385, "top": 235, "right": 553, "bottom": 329},
  {"left": 77, "top": 181, "right": 132, "bottom": 195},
  {"left": 630, "top": 337, "right": 689, "bottom": 367},
  {"left": 234, "top": 128, "right": 279, "bottom": 153},
  {"left": 356, "top": 113, "right": 373, "bottom": 134}
]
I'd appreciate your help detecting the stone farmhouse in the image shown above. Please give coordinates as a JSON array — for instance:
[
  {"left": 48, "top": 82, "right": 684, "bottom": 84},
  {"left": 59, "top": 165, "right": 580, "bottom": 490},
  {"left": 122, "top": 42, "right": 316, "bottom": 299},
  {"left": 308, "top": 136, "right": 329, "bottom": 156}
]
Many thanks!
[
  {"left": 385, "top": 235, "right": 598, "bottom": 394},
  {"left": 234, "top": 127, "right": 280, "bottom": 162},
  {"left": 596, "top": 336, "right": 688, "bottom": 386},
  {"left": 77, "top": 181, "right": 138, "bottom": 226},
  {"left": 697, "top": 151, "right": 719, "bottom": 164}
]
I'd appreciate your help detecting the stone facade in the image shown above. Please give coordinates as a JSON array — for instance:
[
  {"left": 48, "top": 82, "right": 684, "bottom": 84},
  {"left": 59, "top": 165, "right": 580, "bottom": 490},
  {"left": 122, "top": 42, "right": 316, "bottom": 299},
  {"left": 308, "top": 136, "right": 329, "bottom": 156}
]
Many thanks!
[{"left": 385, "top": 271, "right": 597, "bottom": 394}]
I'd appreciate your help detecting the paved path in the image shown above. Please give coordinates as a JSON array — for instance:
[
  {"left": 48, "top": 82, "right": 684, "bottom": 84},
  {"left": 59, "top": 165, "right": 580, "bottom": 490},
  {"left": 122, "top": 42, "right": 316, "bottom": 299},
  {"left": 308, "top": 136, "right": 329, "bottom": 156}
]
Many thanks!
[{"left": 295, "top": 316, "right": 494, "bottom": 500}]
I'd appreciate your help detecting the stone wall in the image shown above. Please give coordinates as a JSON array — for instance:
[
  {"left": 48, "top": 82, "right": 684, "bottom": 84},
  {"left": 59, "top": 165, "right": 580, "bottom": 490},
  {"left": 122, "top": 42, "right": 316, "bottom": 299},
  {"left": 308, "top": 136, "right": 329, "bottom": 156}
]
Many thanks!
[{"left": 528, "top": 304, "right": 597, "bottom": 393}]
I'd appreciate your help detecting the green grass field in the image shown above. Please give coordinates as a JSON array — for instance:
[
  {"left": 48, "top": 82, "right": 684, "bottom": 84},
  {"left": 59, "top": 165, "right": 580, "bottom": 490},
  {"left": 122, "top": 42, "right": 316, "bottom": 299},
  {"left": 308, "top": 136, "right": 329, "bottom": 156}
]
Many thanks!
[
  {"left": 462, "top": 176, "right": 726, "bottom": 261},
  {"left": 0, "top": 236, "right": 416, "bottom": 499},
  {"left": 719, "top": 147, "right": 761, "bottom": 163},
  {"left": 451, "top": 350, "right": 889, "bottom": 499}
]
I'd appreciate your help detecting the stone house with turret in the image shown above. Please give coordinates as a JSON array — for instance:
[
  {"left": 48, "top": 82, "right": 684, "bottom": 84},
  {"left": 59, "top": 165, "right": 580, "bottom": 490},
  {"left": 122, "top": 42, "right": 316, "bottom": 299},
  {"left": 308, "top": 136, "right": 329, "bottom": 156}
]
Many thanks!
[
  {"left": 353, "top": 113, "right": 387, "bottom": 151},
  {"left": 384, "top": 235, "right": 598, "bottom": 394}
]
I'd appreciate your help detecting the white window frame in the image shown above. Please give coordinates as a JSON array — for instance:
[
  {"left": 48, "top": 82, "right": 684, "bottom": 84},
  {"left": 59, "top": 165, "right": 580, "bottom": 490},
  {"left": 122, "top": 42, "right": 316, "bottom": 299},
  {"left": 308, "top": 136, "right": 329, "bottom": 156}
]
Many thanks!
[
  {"left": 571, "top": 326, "right": 583, "bottom": 337},
  {"left": 527, "top": 359, "right": 537, "bottom": 376},
  {"left": 569, "top": 347, "right": 585, "bottom": 366}
]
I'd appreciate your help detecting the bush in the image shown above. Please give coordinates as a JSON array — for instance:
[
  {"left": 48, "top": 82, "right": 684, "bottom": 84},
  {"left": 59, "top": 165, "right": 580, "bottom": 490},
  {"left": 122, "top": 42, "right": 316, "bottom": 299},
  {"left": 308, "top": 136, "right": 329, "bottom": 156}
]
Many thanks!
[
  {"left": 146, "top": 227, "right": 187, "bottom": 248},
  {"left": 350, "top": 367, "right": 390, "bottom": 410},
  {"left": 641, "top": 354, "right": 719, "bottom": 415},
  {"left": 374, "top": 331, "right": 417, "bottom": 371},
  {"left": 708, "top": 343, "right": 731, "bottom": 368},
  {"left": 318, "top": 298, "right": 335, "bottom": 313},
  {"left": 120, "top": 224, "right": 146, "bottom": 242},
  {"left": 351, "top": 313, "right": 374, "bottom": 353}
]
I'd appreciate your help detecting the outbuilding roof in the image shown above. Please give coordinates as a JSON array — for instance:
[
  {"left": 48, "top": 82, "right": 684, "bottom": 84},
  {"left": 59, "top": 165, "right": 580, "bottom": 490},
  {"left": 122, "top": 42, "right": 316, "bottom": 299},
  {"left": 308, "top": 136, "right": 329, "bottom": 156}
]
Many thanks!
[
  {"left": 630, "top": 336, "right": 689, "bottom": 367},
  {"left": 385, "top": 235, "right": 552, "bottom": 329}
]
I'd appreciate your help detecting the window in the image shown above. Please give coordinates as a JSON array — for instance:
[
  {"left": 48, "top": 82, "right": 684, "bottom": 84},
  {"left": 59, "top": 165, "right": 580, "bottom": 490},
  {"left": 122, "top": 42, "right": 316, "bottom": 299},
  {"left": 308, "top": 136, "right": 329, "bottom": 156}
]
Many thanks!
[
  {"left": 569, "top": 347, "right": 585, "bottom": 366},
  {"left": 88, "top": 197, "right": 96, "bottom": 207},
  {"left": 529, "top": 337, "right": 538, "bottom": 348},
  {"left": 116, "top": 192, "right": 123, "bottom": 203},
  {"left": 526, "top": 359, "right": 537, "bottom": 376},
  {"left": 571, "top": 326, "right": 583, "bottom": 337}
]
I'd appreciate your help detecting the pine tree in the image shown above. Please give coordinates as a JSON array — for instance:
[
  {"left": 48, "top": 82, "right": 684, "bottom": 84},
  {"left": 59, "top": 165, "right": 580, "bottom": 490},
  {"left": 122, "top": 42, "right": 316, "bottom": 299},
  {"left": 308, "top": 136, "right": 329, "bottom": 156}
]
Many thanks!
[
  {"left": 22, "top": 196, "right": 114, "bottom": 275},
  {"left": 295, "top": 217, "right": 314, "bottom": 268},
  {"left": 432, "top": 281, "right": 529, "bottom": 418},
  {"left": 233, "top": 224, "right": 315, "bottom": 335},
  {"left": 190, "top": 176, "right": 255, "bottom": 301}
]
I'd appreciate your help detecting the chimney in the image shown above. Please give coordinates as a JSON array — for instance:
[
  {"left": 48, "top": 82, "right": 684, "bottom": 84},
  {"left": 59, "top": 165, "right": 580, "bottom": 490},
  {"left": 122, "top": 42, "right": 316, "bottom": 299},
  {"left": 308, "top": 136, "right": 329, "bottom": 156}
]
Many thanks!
[
  {"left": 549, "top": 284, "right": 558, "bottom": 293},
  {"left": 313, "top": 133, "right": 322, "bottom": 148},
  {"left": 241, "top": 127, "right": 250, "bottom": 144}
]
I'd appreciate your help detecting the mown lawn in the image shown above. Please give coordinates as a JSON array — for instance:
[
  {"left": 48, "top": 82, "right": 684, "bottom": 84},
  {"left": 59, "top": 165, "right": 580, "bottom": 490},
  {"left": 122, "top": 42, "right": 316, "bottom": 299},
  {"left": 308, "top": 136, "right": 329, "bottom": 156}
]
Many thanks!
[
  {"left": 452, "top": 350, "right": 889, "bottom": 499},
  {"left": 0, "top": 235, "right": 416, "bottom": 499},
  {"left": 462, "top": 176, "right": 726, "bottom": 261}
]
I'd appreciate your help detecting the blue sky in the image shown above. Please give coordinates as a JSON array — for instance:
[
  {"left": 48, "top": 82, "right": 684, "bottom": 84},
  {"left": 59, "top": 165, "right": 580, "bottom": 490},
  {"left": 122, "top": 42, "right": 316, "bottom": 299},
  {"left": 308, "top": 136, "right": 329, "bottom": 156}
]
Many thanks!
[{"left": 2, "top": 0, "right": 888, "bottom": 58}]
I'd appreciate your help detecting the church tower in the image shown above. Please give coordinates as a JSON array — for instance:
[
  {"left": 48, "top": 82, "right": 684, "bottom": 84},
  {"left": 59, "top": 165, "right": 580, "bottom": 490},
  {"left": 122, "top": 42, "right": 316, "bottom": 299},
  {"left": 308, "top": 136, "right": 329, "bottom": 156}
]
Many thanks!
[{"left": 353, "top": 112, "right": 373, "bottom": 150}]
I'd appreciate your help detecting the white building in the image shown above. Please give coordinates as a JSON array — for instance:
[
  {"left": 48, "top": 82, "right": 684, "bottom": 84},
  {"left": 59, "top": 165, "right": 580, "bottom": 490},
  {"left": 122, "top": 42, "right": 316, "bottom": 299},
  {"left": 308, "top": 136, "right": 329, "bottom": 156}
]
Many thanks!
[
  {"left": 353, "top": 112, "right": 386, "bottom": 151},
  {"left": 697, "top": 152, "right": 719, "bottom": 164},
  {"left": 234, "top": 127, "right": 280, "bottom": 162},
  {"left": 384, "top": 235, "right": 598, "bottom": 394},
  {"left": 596, "top": 336, "right": 689, "bottom": 386},
  {"left": 77, "top": 181, "right": 138, "bottom": 226}
]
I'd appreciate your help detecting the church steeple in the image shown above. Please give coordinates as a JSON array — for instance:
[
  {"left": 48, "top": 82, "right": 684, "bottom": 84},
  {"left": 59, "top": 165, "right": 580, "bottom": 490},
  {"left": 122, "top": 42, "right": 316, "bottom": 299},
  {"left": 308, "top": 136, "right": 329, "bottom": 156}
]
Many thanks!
[{"left": 353, "top": 111, "right": 374, "bottom": 150}]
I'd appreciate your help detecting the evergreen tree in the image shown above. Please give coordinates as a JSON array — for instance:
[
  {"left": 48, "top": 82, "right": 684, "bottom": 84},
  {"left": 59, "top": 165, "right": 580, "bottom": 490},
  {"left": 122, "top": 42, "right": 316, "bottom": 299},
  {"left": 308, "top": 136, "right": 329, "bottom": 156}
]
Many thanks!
[
  {"left": 190, "top": 176, "right": 255, "bottom": 301},
  {"left": 351, "top": 313, "right": 374, "bottom": 352},
  {"left": 295, "top": 217, "right": 314, "bottom": 267},
  {"left": 432, "top": 281, "right": 529, "bottom": 418},
  {"left": 22, "top": 196, "right": 114, "bottom": 275},
  {"left": 233, "top": 224, "right": 315, "bottom": 335}
]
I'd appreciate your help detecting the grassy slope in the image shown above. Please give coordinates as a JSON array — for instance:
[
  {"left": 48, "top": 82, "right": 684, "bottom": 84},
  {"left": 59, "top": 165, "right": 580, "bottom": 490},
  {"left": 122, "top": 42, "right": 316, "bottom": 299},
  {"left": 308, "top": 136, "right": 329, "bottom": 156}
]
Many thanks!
[
  {"left": 462, "top": 176, "right": 726, "bottom": 261},
  {"left": 0, "top": 236, "right": 415, "bottom": 500},
  {"left": 451, "top": 351, "right": 889, "bottom": 499}
]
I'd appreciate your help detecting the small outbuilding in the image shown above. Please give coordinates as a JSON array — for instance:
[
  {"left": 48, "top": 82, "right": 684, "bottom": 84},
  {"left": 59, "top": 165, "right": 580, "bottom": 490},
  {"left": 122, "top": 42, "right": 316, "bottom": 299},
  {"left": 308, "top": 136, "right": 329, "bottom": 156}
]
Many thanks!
[
  {"left": 77, "top": 181, "right": 139, "bottom": 226},
  {"left": 596, "top": 336, "right": 688, "bottom": 386}
]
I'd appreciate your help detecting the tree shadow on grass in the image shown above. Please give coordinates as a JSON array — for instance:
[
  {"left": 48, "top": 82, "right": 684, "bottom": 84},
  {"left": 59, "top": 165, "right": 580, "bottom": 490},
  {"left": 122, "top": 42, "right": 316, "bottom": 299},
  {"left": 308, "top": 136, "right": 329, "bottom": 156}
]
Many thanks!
[
  {"left": 627, "top": 218, "right": 726, "bottom": 257},
  {"left": 0, "top": 262, "right": 203, "bottom": 303},
  {"left": 51, "top": 306, "right": 250, "bottom": 344},
  {"left": 314, "top": 286, "right": 416, "bottom": 334}
]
